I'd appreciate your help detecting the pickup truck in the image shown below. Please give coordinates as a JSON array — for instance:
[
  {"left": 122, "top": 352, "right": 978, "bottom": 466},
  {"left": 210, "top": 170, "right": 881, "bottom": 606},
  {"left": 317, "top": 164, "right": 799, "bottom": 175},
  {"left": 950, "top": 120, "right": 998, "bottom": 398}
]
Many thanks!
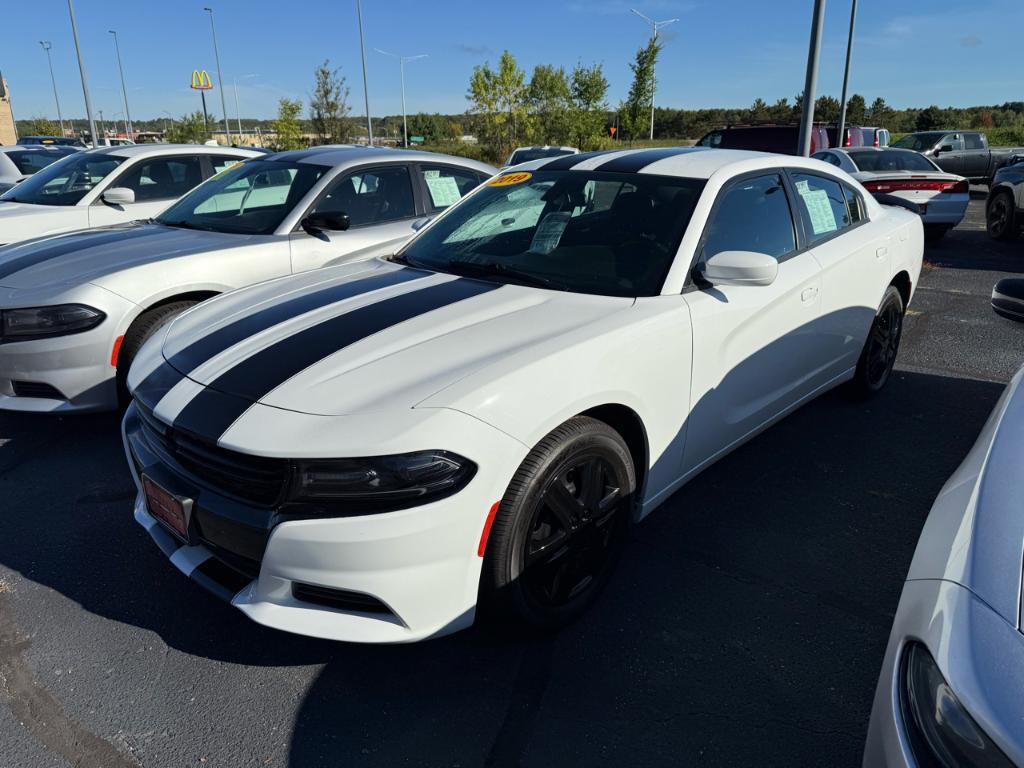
[{"left": 892, "top": 130, "right": 1024, "bottom": 184}]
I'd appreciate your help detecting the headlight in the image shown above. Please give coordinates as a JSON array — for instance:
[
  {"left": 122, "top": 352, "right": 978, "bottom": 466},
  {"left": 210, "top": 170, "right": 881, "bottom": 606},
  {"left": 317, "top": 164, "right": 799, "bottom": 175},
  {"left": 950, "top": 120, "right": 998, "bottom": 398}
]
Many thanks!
[
  {"left": 900, "top": 642, "right": 1014, "bottom": 767},
  {"left": 1, "top": 304, "right": 106, "bottom": 342},
  {"left": 289, "top": 450, "right": 476, "bottom": 512}
]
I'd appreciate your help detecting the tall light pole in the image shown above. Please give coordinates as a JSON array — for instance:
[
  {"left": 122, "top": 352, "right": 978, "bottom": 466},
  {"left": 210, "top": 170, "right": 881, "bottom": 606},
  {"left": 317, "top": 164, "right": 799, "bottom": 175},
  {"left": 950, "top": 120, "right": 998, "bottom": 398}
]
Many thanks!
[
  {"left": 233, "top": 77, "right": 242, "bottom": 137},
  {"left": 836, "top": 0, "right": 858, "bottom": 149},
  {"left": 108, "top": 31, "right": 134, "bottom": 140},
  {"left": 39, "top": 42, "right": 66, "bottom": 136},
  {"left": 203, "top": 7, "right": 232, "bottom": 144},
  {"left": 356, "top": 0, "right": 373, "bottom": 145},
  {"left": 374, "top": 49, "right": 427, "bottom": 148},
  {"left": 631, "top": 9, "right": 678, "bottom": 141},
  {"left": 798, "top": 0, "right": 827, "bottom": 156},
  {"left": 66, "top": 0, "right": 98, "bottom": 147}
]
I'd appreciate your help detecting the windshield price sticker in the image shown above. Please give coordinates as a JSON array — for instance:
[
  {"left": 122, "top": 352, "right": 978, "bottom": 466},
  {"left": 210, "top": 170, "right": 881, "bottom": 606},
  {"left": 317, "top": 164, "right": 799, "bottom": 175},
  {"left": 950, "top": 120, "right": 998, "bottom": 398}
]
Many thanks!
[{"left": 488, "top": 171, "right": 532, "bottom": 187}]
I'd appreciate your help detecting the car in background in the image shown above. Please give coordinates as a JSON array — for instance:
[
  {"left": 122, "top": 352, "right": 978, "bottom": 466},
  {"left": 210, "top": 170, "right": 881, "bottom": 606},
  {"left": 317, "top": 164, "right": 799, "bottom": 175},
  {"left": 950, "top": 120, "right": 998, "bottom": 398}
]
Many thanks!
[
  {"left": 696, "top": 124, "right": 829, "bottom": 155},
  {"left": 863, "top": 281, "right": 1024, "bottom": 767},
  {"left": 0, "top": 146, "right": 495, "bottom": 413},
  {"left": 0, "top": 144, "right": 260, "bottom": 246},
  {"left": 504, "top": 145, "right": 579, "bottom": 168},
  {"left": 826, "top": 125, "right": 864, "bottom": 149},
  {"left": 15, "top": 136, "right": 88, "bottom": 148},
  {"left": 986, "top": 153, "right": 1024, "bottom": 241},
  {"left": 91, "top": 138, "right": 136, "bottom": 148},
  {"left": 892, "top": 130, "right": 1024, "bottom": 184},
  {"left": 121, "top": 147, "right": 921, "bottom": 643},
  {"left": 0, "top": 145, "right": 80, "bottom": 194},
  {"left": 859, "top": 127, "right": 890, "bottom": 147},
  {"left": 814, "top": 147, "right": 969, "bottom": 241}
]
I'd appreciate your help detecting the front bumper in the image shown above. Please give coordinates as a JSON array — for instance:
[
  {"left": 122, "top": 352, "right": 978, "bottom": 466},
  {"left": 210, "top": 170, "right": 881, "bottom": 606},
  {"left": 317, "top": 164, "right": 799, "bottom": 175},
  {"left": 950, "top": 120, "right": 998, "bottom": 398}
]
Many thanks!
[{"left": 122, "top": 402, "right": 526, "bottom": 643}]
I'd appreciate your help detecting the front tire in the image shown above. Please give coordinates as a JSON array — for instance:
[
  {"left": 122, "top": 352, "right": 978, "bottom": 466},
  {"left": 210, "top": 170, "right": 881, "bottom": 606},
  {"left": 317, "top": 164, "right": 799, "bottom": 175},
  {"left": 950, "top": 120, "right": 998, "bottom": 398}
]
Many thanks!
[
  {"left": 481, "top": 416, "right": 636, "bottom": 629},
  {"left": 116, "top": 301, "right": 198, "bottom": 405},
  {"left": 987, "top": 191, "right": 1018, "bottom": 241},
  {"left": 847, "top": 286, "right": 904, "bottom": 399}
]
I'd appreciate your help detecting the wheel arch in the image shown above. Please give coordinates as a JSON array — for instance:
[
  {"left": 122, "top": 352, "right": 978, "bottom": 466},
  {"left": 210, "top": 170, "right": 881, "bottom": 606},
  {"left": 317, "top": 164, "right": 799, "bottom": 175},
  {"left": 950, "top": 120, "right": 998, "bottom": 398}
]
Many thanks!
[
  {"left": 116, "top": 290, "right": 221, "bottom": 372},
  {"left": 890, "top": 270, "right": 912, "bottom": 310},
  {"left": 578, "top": 403, "right": 650, "bottom": 503}
]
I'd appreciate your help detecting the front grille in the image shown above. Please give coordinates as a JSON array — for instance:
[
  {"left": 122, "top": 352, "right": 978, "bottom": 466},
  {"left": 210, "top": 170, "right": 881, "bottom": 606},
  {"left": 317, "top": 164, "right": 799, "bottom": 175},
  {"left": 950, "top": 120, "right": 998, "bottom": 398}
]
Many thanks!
[
  {"left": 12, "top": 380, "right": 65, "bottom": 400},
  {"left": 135, "top": 401, "right": 289, "bottom": 507},
  {"left": 292, "top": 583, "right": 392, "bottom": 615}
]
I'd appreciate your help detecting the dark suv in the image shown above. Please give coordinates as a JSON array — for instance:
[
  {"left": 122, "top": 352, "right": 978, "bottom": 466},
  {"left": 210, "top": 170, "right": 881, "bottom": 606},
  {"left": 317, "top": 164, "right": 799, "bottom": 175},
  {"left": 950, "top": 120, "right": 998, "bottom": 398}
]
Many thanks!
[
  {"left": 696, "top": 124, "right": 829, "bottom": 155},
  {"left": 987, "top": 154, "right": 1024, "bottom": 241}
]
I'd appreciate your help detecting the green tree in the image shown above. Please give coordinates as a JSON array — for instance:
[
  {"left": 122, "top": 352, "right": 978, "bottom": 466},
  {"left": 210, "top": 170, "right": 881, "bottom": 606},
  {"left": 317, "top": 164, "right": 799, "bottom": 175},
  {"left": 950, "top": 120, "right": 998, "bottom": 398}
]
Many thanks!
[
  {"left": 309, "top": 59, "right": 351, "bottom": 145},
  {"left": 22, "top": 117, "right": 61, "bottom": 136},
  {"left": 568, "top": 62, "right": 609, "bottom": 150},
  {"left": 467, "top": 50, "right": 529, "bottom": 160},
  {"left": 748, "top": 98, "right": 769, "bottom": 122},
  {"left": 845, "top": 94, "right": 866, "bottom": 125},
  {"left": 272, "top": 98, "right": 305, "bottom": 150},
  {"left": 814, "top": 95, "right": 841, "bottom": 123},
  {"left": 622, "top": 37, "right": 661, "bottom": 141},
  {"left": 527, "top": 64, "right": 571, "bottom": 145},
  {"left": 916, "top": 105, "right": 944, "bottom": 131},
  {"left": 165, "top": 111, "right": 210, "bottom": 144},
  {"left": 868, "top": 97, "right": 891, "bottom": 127}
]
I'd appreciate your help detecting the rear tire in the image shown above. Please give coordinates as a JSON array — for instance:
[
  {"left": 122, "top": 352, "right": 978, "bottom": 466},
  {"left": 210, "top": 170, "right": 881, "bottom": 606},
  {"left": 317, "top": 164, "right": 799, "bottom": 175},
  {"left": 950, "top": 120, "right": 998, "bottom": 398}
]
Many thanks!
[
  {"left": 987, "top": 191, "right": 1018, "bottom": 241},
  {"left": 847, "top": 286, "right": 904, "bottom": 400},
  {"left": 481, "top": 416, "right": 635, "bottom": 630},
  {"left": 116, "top": 301, "right": 198, "bottom": 406}
]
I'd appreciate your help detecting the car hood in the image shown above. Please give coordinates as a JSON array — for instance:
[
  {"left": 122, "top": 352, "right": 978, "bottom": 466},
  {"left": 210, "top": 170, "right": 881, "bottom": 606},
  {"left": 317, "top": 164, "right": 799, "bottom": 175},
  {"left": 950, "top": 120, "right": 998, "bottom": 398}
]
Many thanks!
[
  {"left": 151, "top": 260, "right": 633, "bottom": 429},
  {"left": 0, "top": 222, "right": 253, "bottom": 290}
]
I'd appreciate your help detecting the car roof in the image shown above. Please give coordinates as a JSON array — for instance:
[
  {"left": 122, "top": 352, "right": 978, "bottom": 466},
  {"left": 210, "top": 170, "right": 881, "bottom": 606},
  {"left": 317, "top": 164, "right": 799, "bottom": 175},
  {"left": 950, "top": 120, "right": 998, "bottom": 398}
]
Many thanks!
[
  {"left": 265, "top": 144, "right": 496, "bottom": 173},
  {"left": 90, "top": 143, "right": 262, "bottom": 159},
  {"left": 0, "top": 144, "right": 74, "bottom": 154}
]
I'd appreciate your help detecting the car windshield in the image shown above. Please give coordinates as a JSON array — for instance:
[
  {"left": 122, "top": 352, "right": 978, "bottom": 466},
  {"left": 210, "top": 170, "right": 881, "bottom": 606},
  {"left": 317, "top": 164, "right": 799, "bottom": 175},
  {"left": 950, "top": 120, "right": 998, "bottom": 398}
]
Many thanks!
[
  {"left": 156, "top": 159, "right": 328, "bottom": 235},
  {"left": 892, "top": 133, "right": 944, "bottom": 152},
  {"left": 848, "top": 150, "right": 938, "bottom": 173},
  {"left": 399, "top": 170, "right": 706, "bottom": 298},
  {"left": 0, "top": 151, "right": 125, "bottom": 206},
  {"left": 6, "top": 148, "right": 78, "bottom": 175},
  {"left": 508, "top": 148, "right": 573, "bottom": 165}
]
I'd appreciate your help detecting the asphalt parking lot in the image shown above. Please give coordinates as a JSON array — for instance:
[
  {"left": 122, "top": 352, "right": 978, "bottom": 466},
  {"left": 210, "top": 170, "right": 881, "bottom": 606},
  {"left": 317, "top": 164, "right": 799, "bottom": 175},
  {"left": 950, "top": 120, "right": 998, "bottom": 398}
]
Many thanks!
[{"left": 1, "top": 195, "right": 1022, "bottom": 768}]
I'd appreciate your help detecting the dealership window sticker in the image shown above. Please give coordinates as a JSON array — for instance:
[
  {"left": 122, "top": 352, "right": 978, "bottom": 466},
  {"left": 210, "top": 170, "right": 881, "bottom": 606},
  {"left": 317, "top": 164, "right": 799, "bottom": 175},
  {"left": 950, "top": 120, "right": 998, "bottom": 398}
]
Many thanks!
[{"left": 796, "top": 179, "right": 838, "bottom": 235}]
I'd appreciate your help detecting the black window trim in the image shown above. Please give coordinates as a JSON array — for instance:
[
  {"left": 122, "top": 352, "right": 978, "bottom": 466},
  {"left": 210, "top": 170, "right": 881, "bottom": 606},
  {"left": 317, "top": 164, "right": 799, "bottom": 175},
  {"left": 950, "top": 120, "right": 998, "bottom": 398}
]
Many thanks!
[
  {"left": 292, "top": 161, "right": 421, "bottom": 232},
  {"left": 91, "top": 152, "right": 207, "bottom": 205}
]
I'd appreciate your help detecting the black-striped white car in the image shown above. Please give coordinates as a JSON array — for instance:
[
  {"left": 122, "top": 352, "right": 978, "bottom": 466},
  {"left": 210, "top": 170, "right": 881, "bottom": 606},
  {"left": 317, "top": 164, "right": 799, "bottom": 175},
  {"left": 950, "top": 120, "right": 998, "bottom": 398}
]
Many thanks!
[{"left": 124, "top": 147, "right": 923, "bottom": 643}]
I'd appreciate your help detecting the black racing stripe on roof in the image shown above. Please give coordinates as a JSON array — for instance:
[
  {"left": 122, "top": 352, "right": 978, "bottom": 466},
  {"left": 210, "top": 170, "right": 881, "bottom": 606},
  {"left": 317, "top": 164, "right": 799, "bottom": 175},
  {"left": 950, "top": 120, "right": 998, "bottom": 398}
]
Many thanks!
[
  {"left": 0, "top": 225, "right": 162, "bottom": 279},
  {"left": 172, "top": 278, "right": 502, "bottom": 440},
  {"left": 594, "top": 146, "right": 708, "bottom": 173},
  {"left": 166, "top": 267, "right": 431, "bottom": 374},
  {"left": 538, "top": 150, "right": 615, "bottom": 170}
]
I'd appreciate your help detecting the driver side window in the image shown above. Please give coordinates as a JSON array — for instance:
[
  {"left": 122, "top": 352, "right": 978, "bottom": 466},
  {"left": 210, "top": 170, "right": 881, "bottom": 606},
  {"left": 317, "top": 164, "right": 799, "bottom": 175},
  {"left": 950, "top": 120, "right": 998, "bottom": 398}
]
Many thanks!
[
  {"left": 940, "top": 134, "right": 964, "bottom": 151},
  {"left": 700, "top": 174, "right": 796, "bottom": 262},
  {"left": 312, "top": 165, "right": 415, "bottom": 227}
]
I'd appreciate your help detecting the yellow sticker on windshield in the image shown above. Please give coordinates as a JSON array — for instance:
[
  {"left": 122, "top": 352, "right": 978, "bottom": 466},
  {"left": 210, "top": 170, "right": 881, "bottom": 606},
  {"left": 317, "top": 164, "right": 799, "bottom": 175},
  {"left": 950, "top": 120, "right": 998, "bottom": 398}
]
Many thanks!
[
  {"left": 211, "top": 161, "right": 244, "bottom": 180},
  {"left": 487, "top": 171, "right": 532, "bottom": 187}
]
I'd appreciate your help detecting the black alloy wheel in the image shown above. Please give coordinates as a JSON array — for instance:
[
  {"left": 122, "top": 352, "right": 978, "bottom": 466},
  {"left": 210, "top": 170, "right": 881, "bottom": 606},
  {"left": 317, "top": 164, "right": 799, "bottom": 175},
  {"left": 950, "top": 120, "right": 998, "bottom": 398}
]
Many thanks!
[{"left": 849, "top": 285, "right": 904, "bottom": 398}]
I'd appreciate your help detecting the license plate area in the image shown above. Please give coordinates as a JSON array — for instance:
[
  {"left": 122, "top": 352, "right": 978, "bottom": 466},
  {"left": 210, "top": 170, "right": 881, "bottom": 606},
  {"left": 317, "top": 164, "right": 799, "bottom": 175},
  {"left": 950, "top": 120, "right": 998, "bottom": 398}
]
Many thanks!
[{"left": 142, "top": 475, "right": 192, "bottom": 542}]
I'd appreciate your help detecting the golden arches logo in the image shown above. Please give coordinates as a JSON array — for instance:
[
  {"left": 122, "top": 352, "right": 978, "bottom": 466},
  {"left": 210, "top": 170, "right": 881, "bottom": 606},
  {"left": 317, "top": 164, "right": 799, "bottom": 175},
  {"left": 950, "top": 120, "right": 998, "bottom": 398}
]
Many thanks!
[{"left": 190, "top": 70, "right": 213, "bottom": 90}]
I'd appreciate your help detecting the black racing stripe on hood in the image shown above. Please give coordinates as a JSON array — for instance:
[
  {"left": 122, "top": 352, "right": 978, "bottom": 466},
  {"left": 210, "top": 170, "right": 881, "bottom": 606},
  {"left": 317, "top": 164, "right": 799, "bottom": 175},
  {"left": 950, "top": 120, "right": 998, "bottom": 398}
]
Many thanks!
[
  {"left": 172, "top": 278, "right": 502, "bottom": 440},
  {"left": 0, "top": 225, "right": 162, "bottom": 279},
  {"left": 594, "top": 146, "right": 707, "bottom": 173},
  {"left": 539, "top": 150, "right": 613, "bottom": 171},
  {"left": 166, "top": 267, "right": 430, "bottom": 375},
  {"left": 133, "top": 360, "right": 185, "bottom": 414}
]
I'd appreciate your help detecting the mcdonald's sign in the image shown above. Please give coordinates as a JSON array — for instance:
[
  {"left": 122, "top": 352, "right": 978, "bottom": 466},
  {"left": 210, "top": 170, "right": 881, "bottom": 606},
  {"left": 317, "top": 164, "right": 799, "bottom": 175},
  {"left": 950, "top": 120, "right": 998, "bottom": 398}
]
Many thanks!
[{"left": 190, "top": 70, "right": 213, "bottom": 90}]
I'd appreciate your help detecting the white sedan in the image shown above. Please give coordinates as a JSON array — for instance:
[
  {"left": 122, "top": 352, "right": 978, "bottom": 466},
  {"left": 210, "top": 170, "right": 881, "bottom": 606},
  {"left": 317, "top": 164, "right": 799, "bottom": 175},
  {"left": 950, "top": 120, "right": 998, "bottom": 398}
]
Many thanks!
[
  {"left": 123, "top": 148, "right": 924, "bottom": 643},
  {"left": 813, "top": 147, "right": 969, "bottom": 242},
  {"left": 864, "top": 283, "right": 1024, "bottom": 767},
  {"left": 0, "top": 144, "right": 260, "bottom": 246},
  {"left": 0, "top": 145, "right": 80, "bottom": 194}
]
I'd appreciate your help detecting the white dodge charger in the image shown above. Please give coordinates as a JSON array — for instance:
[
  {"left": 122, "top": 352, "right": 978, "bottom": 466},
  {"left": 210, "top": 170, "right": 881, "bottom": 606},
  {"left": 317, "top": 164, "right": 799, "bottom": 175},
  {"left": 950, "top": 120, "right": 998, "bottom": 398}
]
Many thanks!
[{"left": 123, "top": 147, "right": 924, "bottom": 643}]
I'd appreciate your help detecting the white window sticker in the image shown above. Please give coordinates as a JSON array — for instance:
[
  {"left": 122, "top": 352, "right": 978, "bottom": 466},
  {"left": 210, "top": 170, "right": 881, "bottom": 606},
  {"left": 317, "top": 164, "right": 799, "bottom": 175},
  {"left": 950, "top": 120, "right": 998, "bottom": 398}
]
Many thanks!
[
  {"left": 425, "top": 173, "right": 463, "bottom": 208},
  {"left": 529, "top": 212, "right": 570, "bottom": 254},
  {"left": 797, "top": 184, "right": 838, "bottom": 235}
]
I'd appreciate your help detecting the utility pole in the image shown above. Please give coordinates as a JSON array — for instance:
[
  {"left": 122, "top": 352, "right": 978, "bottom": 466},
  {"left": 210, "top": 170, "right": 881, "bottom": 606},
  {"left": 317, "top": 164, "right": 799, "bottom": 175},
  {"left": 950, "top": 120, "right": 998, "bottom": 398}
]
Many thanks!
[
  {"left": 203, "top": 7, "right": 232, "bottom": 144},
  {"left": 631, "top": 9, "right": 678, "bottom": 141},
  {"left": 356, "top": 0, "right": 373, "bottom": 145},
  {"left": 798, "top": 0, "right": 827, "bottom": 156},
  {"left": 39, "top": 42, "right": 66, "bottom": 136},
  {"left": 374, "top": 49, "right": 427, "bottom": 148},
  {"left": 836, "top": 0, "right": 858, "bottom": 149},
  {"left": 67, "top": 0, "right": 99, "bottom": 147},
  {"left": 108, "top": 31, "right": 134, "bottom": 140}
]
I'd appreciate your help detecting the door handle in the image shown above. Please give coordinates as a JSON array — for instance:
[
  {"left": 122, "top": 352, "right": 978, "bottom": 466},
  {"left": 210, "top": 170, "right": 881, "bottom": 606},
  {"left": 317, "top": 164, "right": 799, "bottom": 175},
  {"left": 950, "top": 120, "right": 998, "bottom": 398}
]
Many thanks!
[
  {"left": 801, "top": 286, "right": 819, "bottom": 303},
  {"left": 876, "top": 246, "right": 888, "bottom": 260}
]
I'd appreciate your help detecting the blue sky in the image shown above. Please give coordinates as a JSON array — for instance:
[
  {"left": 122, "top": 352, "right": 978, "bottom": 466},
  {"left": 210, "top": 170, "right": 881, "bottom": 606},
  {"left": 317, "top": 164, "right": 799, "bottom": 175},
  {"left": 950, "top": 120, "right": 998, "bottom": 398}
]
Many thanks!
[{"left": 1, "top": 0, "right": 1019, "bottom": 122}]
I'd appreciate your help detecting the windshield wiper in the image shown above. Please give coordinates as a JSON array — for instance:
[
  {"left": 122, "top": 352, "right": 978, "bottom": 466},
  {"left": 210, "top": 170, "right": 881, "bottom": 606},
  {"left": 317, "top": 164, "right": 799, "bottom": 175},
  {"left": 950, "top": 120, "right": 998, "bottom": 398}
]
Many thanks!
[
  {"left": 445, "top": 259, "right": 566, "bottom": 291},
  {"left": 160, "top": 219, "right": 216, "bottom": 232}
]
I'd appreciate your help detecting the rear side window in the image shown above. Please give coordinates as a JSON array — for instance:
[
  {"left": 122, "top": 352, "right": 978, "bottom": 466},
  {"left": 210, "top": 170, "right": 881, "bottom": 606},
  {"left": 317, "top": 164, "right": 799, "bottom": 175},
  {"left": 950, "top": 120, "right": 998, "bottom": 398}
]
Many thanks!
[
  {"left": 964, "top": 133, "right": 985, "bottom": 150},
  {"left": 119, "top": 156, "right": 204, "bottom": 202},
  {"left": 210, "top": 155, "right": 246, "bottom": 175},
  {"left": 813, "top": 151, "right": 842, "bottom": 167},
  {"left": 701, "top": 174, "right": 796, "bottom": 261},
  {"left": 420, "top": 165, "right": 482, "bottom": 211},
  {"left": 842, "top": 184, "right": 865, "bottom": 224},
  {"left": 6, "top": 150, "right": 72, "bottom": 175},
  {"left": 790, "top": 173, "right": 853, "bottom": 243}
]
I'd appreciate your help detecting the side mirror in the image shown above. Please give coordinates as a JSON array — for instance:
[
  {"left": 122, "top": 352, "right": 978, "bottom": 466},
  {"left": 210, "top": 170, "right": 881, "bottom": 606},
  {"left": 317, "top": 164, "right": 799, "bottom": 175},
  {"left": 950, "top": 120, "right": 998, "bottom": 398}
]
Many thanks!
[
  {"left": 936, "top": 144, "right": 954, "bottom": 155},
  {"left": 102, "top": 187, "right": 135, "bottom": 206},
  {"left": 301, "top": 211, "right": 350, "bottom": 234},
  {"left": 699, "top": 250, "right": 778, "bottom": 287},
  {"left": 992, "top": 278, "right": 1024, "bottom": 322}
]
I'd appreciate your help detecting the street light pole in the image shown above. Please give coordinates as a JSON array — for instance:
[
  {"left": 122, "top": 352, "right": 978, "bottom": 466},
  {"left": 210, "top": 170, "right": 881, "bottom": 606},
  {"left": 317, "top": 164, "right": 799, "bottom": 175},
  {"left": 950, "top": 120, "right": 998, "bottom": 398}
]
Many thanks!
[
  {"left": 356, "top": 0, "right": 373, "bottom": 145},
  {"left": 233, "top": 77, "right": 242, "bottom": 137},
  {"left": 66, "top": 0, "right": 98, "bottom": 147},
  {"left": 836, "top": 0, "right": 858, "bottom": 150},
  {"left": 203, "top": 7, "right": 232, "bottom": 144},
  {"left": 108, "top": 31, "right": 134, "bottom": 140},
  {"left": 39, "top": 42, "right": 66, "bottom": 136},
  {"left": 374, "top": 49, "right": 427, "bottom": 148},
  {"left": 798, "top": 0, "right": 827, "bottom": 156},
  {"left": 631, "top": 9, "right": 678, "bottom": 141}
]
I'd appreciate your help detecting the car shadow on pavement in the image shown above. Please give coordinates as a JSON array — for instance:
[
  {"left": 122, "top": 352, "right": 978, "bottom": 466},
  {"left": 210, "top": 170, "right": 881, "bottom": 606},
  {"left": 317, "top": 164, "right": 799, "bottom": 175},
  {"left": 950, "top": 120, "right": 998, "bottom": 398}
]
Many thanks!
[{"left": 0, "top": 370, "right": 1006, "bottom": 767}]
